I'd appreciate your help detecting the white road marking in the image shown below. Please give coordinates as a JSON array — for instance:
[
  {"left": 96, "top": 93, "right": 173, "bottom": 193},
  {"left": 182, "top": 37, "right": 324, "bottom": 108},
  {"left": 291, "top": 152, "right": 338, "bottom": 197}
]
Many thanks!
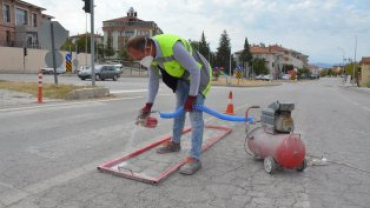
[
  {"left": 0, "top": 96, "right": 144, "bottom": 113},
  {"left": 110, "top": 89, "right": 147, "bottom": 94}
]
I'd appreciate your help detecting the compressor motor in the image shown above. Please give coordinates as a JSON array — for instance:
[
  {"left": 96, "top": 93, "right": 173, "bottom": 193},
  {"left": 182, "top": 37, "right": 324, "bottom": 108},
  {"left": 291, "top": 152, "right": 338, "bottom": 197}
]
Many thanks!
[{"left": 261, "top": 101, "right": 295, "bottom": 134}]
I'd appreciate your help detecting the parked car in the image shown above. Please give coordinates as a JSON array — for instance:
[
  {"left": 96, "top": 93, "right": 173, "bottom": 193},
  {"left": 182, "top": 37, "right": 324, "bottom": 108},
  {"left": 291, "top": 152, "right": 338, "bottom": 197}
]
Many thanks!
[
  {"left": 298, "top": 74, "right": 310, "bottom": 80},
  {"left": 114, "top": 64, "right": 123, "bottom": 74},
  {"left": 255, "top": 74, "right": 264, "bottom": 80},
  {"left": 310, "top": 74, "right": 320, "bottom": 79},
  {"left": 40, "top": 67, "right": 66, "bottom": 74},
  {"left": 262, "top": 74, "right": 272, "bottom": 81},
  {"left": 78, "top": 65, "right": 120, "bottom": 81},
  {"left": 74, "top": 65, "right": 90, "bottom": 74}
]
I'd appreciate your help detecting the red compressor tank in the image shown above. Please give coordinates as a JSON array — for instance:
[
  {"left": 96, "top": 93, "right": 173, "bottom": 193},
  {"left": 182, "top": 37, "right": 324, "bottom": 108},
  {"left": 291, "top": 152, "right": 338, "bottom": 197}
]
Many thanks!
[{"left": 246, "top": 127, "right": 307, "bottom": 173}]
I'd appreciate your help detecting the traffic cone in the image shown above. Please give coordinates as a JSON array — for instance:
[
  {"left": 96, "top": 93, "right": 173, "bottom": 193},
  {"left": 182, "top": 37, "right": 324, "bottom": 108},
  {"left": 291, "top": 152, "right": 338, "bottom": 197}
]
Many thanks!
[{"left": 224, "top": 91, "right": 234, "bottom": 115}]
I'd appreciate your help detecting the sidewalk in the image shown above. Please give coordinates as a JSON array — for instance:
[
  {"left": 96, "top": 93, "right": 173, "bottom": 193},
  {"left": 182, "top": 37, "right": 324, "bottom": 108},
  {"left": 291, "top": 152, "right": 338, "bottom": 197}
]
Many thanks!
[{"left": 0, "top": 90, "right": 37, "bottom": 108}]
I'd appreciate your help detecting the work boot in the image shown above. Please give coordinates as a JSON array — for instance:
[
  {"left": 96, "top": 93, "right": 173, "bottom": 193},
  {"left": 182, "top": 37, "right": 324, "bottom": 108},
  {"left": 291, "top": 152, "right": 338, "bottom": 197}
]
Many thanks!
[
  {"left": 156, "top": 140, "right": 181, "bottom": 154},
  {"left": 179, "top": 157, "right": 202, "bottom": 175}
]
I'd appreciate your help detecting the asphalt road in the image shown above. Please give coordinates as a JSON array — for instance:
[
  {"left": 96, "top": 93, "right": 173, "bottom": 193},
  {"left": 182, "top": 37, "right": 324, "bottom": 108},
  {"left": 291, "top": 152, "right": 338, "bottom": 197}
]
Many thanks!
[{"left": 0, "top": 76, "right": 369, "bottom": 208}]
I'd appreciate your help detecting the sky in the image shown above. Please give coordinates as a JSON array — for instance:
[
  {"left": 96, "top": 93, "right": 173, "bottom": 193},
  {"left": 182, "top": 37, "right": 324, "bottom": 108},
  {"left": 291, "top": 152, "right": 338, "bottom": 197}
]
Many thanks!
[{"left": 27, "top": 0, "right": 370, "bottom": 65}]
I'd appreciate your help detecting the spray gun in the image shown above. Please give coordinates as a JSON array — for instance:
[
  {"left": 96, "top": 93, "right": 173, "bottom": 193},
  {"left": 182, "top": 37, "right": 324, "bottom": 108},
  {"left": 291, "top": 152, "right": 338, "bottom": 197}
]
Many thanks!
[{"left": 135, "top": 111, "right": 159, "bottom": 128}]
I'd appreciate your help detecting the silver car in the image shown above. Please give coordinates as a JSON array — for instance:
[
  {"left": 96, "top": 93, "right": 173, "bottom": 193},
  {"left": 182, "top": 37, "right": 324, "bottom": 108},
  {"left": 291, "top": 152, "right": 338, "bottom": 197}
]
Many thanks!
[{"left": 78, "top": 65, "right": 120, "bottom": 81}]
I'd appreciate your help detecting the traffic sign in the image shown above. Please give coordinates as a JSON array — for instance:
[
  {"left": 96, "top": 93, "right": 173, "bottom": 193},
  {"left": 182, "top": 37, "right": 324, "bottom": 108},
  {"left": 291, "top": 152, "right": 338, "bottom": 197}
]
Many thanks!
[
  {"left": 66, "top": 53, "right": 72, "bottom": 61},
  {"left": 45, "top": 51, "right": 63, "bottom": 68},
  {"left": 38, "top": 21, "right": 69, "bottom": 50}
]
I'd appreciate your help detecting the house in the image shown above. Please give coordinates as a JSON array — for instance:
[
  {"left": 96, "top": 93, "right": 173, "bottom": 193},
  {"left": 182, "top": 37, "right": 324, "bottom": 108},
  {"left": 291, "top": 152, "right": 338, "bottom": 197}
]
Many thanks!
[
  {"left": 0, "top": 0, "right": 52, "bottom": 48},
  {"left": 234, "top": 44, "right": 309, "bottom": 78},
  {"left": 102, "top": 7, "right": 163, "bottom": 59},
  {"left": 359, "top": 57, "right": 370, "bottom": 87}
]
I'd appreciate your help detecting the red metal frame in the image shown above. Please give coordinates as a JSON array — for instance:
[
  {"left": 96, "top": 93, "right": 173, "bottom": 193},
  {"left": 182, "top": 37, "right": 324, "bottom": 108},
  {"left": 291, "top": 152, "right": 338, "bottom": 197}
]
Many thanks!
[{"left": 98, "top": 125, "right": 232, "bottom": 184}]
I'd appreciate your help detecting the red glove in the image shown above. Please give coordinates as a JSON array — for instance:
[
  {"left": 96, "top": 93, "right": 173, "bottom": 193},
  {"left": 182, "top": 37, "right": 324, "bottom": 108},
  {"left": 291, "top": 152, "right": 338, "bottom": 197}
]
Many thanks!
[
  {"left": 138, "top": 102, "right": 153, "bottom": 119},
  {"left": 184, "top": 95, "right": 197, "bottom": 112}
]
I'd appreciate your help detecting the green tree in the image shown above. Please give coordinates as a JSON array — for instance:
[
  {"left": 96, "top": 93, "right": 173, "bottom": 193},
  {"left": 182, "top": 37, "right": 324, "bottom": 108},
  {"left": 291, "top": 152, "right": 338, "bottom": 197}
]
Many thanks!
[
  {"left": 345, "top": 62, "right": 360, "bottom": 77},
  {"left": 252, "top": 58, "right": 268, "bottom": 75},
  {"left": 104, "top": 40, "right": 115, "bottom": 57},
  {"left": 238, "top": 37, "right": 252, "bottom": 69},
  {"left": 189, "top": 39, "right": 200, "bottom": 51},
  {"left": 283, "top": 64, "right": 294, "bottom": 73},
  {"left": 198, "top": 31, "right": 210, "bottom": 59},
  {"left": 75, "top": 34, "right": 91, "bottom": 53},
  {"left": 297, "top": 67, "right": 310, "bottom": 76},
  {"left": 216, "top": 30, "right": 231, "bottom": 75},
  {"left": 320, "top": 69, "right": 328, "bottom": 77},
  {"left": 60, "top": 38, "right": 75, "bottom": 51}
]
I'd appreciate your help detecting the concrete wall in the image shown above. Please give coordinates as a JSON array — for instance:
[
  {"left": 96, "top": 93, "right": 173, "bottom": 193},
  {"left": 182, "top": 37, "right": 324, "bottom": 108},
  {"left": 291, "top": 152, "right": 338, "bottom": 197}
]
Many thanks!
[
  {"left": 0, "top": 46, "right": 91, "bottom": 73},
  {"left": 360, "top": 64, "right": 370, "bottom": 87}
]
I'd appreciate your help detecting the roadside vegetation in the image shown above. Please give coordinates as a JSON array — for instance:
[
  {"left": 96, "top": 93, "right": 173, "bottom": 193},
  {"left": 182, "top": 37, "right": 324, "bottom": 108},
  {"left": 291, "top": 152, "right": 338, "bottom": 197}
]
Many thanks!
[{"left": 0, "top": 80, "right": 92, "bottom": 99}]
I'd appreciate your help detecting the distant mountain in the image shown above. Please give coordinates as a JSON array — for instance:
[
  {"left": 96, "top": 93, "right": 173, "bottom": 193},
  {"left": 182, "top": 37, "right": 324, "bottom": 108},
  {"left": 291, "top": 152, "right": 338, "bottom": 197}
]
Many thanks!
[{"left": 311, "top": 62, "right": 334, "bottom": 69}]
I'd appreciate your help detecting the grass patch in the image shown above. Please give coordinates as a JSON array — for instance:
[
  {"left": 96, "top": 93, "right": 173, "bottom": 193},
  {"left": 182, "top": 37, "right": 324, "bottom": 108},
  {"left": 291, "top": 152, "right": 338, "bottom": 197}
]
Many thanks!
[{"left": 0, "top": 80, "right": 92, "bottom": 99}]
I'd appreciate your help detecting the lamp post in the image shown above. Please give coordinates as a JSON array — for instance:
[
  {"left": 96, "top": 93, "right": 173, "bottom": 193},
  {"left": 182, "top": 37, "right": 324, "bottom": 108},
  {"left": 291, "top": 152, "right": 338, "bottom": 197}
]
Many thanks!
[
  {"left": 337, "top": 47, "right": 345, "bottom": 76},
  {"left": 353, "top": 35, "right": 357, "bottom": 86}
]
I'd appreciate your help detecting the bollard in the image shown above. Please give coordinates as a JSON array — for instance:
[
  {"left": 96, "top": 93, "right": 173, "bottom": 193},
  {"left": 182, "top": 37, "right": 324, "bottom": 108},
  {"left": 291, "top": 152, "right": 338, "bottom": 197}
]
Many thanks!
[{"left": 38, "top": 72, "right": 43, "bottom": 103}]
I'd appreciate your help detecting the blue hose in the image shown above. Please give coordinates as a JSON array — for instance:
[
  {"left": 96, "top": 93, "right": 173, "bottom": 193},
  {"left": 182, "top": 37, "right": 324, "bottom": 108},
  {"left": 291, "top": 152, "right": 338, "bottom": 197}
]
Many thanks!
[{"left": 158, "top": 105, "right": 255, "bottom": 123}]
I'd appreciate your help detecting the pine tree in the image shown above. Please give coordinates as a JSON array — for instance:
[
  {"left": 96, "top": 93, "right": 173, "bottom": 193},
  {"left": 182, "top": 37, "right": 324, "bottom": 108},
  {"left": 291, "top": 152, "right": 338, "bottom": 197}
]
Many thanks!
[
  {"left": 198, "top": 31, "right": 210, "bottom": 59},
  {"left": 239, "top": 37, "right": 252, "bottom": 68},
  {"left": 216, "top": 30, "right": 231, "bottom": 74}
]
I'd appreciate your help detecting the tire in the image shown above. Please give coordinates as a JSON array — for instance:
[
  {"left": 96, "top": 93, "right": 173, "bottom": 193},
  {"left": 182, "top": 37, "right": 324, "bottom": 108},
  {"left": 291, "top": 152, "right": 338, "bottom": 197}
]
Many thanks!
[
  {"left": 113, "top": 75, "right": 118, "bottom": 81},
  {"left": 95, "top": 74, "right": 100, "bottom": 81},
  {"left": 296, "top": 159, "right": 308, "bottom": 172},
  {"left": 80, "top": 78, "right": 86, "bottom": 81},
  {"left": 264, "top": 157, "right": 277, "bottom": 174}
]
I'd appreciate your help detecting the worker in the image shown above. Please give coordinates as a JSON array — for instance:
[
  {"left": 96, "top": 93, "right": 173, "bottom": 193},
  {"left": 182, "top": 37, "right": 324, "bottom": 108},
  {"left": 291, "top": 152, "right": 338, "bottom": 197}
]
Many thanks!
[{"left": 127, "top": 34, "right": 212, "bottom": 175}]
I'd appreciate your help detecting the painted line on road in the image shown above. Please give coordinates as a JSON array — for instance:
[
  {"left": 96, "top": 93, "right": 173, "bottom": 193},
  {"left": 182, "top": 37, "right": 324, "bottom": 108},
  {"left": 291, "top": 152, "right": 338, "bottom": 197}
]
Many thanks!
[
  {"left": 0, "top": 92, "right": 174, "bottom": 113},
  {"left": 0, "top": 149, "right": 145, "bottom": 207},
  {"left": 110, "top": 89, "right": 147, "bottom": 94}
]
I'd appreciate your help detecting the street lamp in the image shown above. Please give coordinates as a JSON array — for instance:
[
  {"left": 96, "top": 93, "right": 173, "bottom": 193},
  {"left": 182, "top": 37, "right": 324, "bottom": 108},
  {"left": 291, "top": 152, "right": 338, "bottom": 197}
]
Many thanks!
[{"left": 337, "top": 47, "right": 345, "bottom": 76}]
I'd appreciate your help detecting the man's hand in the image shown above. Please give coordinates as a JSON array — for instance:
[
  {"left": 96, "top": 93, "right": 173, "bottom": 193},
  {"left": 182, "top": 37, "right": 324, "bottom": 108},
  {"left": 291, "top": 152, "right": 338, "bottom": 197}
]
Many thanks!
[
  {"left": 184, "top": 95, "right": 197, "bottom": 112},
  {"left": 137, "top": 103, "right": 153, "bottom": 125}
]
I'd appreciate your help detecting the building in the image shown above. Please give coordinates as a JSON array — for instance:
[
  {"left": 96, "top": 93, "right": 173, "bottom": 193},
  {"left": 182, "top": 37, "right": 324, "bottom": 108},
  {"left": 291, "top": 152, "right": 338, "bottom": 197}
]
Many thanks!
[
  {"left": 102, "top": 7, "right": 163, "bottom": 59},
  {"left": 268, "top": 44, "right": 309, "bottom": 69},
  {"left": 359, "top": 57, "right": 370, "bottom": 87},
  {"left": 0, "top": 0, "right": 52, "bottom": 48},
  {"left": 234, "top": 45, "right": 283, "bottom": 78},
  {"left": 234, "top": 44, "right": 309, "bottom": 78}
]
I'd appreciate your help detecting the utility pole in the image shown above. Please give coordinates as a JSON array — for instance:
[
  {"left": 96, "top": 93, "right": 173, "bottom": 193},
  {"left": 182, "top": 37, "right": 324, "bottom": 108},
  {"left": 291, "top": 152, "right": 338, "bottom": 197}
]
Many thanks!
[
  {"left": 85, "top": 13, "right": 88, "bottom": 66},
  {"left": 50, "top": 22, "right": 58, "bottom": 85},
  {"left": 229, "top": 46, "right": 232, "bottom": 83},
  {"left": 90, "top": 0, "right": 95, "bottom": 86},
  {"left": 352, "top": 35, "right": 357, "bottom": 86}
]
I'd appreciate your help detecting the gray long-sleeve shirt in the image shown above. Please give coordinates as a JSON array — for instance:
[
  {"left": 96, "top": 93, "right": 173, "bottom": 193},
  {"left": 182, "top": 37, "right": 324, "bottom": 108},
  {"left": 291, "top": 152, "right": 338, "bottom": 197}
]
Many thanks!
[{"left": 146, "top": 40, "right": 201, "bottom": 103}]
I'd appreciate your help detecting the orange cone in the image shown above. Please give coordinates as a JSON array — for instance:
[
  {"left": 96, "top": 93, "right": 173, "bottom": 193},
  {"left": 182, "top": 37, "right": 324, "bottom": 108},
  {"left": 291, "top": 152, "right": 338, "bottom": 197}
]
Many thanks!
[{"left": 224, "top": 91, "right": 235, "bottom": 115}]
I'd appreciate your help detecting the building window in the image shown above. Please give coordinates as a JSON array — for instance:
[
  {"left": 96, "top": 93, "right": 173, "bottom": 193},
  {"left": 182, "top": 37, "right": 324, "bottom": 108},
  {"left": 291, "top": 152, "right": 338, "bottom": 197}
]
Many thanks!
[
  {"left": 3, "top": 5, "right": 11, "bottom": 22},
  {"left": 15, "top": 8, "right": 28, "bottom": 26},
  {"left": 32, "top": 13, "right": 37, "bottom": 27}
]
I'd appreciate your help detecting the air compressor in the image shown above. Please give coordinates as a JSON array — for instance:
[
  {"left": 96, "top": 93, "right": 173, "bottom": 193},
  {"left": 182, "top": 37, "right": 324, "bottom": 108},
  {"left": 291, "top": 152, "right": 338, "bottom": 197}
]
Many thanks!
[{"left": 245, "top": 101, "right": 307, "bottom": 173}]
